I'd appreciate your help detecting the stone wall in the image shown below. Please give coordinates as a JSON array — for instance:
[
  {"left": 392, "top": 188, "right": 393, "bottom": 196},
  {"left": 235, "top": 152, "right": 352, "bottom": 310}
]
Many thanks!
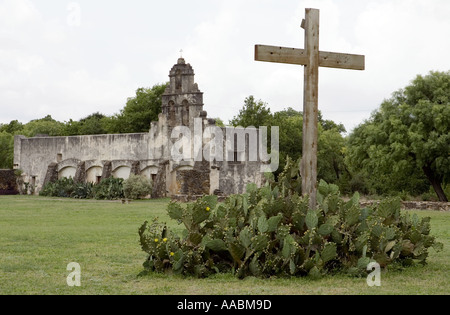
[
  {"left": 15, "top": 133, "right": 151, "bottom": 193},
  {"left": 218, "top": 162, "right": 263, "bottom": 196},
  {"left": 0, "top": 170, "right": 18, "bottom": 195},
  {"left": 360, "top": 200, "right": 450, "bottom": 212},
  {"left": 176, "top": 169, "right": 210, "bottom": 196}
]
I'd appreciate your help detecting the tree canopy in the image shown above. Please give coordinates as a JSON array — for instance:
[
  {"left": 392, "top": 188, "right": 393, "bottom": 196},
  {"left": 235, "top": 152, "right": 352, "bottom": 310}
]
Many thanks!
[
  {"left": 229, "top": 98, "right": 348, "bottom": 184},
  {"left": 0, "top": 132, "right": 13, "bottom": 169},
  {"left": 230, "top": 96, "right": 272, "bottom": 128},
  {"left": 103, "top": 83, "right": 167, "bottom": 134},
  {"left": 0, "top": 120, "right": 23, "bottom": 135},
  {"left": 22, "top": 115, "right": 66, "bottom": 138},
  {"left": 347, "top": 71, "right": 449, "bottom": 201},
  {"left": 65, "top": 112, "right": 108, "bottom": 136}
]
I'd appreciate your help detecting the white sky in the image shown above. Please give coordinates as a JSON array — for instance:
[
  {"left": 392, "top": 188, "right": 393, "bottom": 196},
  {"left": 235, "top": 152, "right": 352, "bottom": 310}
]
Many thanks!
[{"left": 0, "top": 0, "right": 449, "bottom": 133}]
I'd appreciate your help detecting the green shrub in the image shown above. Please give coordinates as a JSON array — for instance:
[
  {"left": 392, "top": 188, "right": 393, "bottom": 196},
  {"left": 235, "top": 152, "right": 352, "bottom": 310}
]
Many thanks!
[
  {"left": 41, "top": 177, "right": 123, "bottom": 200},
  {"left": 40, "top": 177, "right": 76, "bottom": 198},
  {"left": 40, "top": 178, "right": 94, "bottom": 199},
  {"left": 123, "top": 175, "right": 152, "bottom": 200},
  {"left": 71, "top": 182, "right": 94, "bottom": 199},
  {"left": 139, "top": 158, "right": 443, "bottom": 279},
  {"left": 92, "top": 177, "right": 124, "bottom": 200}
]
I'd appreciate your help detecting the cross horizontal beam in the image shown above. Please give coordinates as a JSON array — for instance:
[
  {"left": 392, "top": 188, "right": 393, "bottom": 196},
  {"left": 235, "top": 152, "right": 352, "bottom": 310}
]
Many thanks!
[{"left": 255, "top": 44, "right": 365, "bottom": 71}]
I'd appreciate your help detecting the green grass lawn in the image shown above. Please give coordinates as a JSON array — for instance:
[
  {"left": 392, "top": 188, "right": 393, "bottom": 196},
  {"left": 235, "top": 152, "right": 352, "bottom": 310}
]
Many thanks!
[{"left": 0, "top": 195, "right": 448, "bottom": 295}]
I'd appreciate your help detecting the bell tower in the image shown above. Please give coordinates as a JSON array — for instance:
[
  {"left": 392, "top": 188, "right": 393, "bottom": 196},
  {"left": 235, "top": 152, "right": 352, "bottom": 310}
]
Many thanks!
[{"left": 161, "top": 58, "right": 204, "bottom": 128}]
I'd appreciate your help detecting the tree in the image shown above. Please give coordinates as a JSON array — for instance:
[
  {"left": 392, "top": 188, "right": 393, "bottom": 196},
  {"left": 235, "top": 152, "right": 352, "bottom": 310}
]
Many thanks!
[
  {"left": 230, "top": 96, "right": 272, "bottom": 128},
  {"left": 0, "top": 132, "right": 14, "bottom": 169},
  {"left": 271, "top": 109, "right": 303, "bottom": 175},
  {"left": 318, "top": 112, "right": 346, "bottom": 134},
  {"left": 347, "top": 71, "right": 449, "bottom": 201},
  {"left": 22, "top": 115, "right": 66, "bottom": 138},
  {"left": 65, "top": 112, "right": 108, "bottom": 136},
  {"left": 318, "top": 127, "right": 347, "bottom": 184},
  {"left": 105, "top": 83, "right": 168, "bottom": 134},
  {"left": 230, "top": 98, "right": 349, "bottom": 183},
  {"left": 0, "top": 120, "right": 24, "bottom": 134},
  {"left": 266, "top": 107, "right": 348, "bottom": 182},
  {"left": 0, "top": 120, "right": 25, "bottom": 169}
]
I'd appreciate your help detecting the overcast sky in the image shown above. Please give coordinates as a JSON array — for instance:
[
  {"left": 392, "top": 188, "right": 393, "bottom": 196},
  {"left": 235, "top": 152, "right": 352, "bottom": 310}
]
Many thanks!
[{"left": 0, "top": 0, "right": 449, "bottom": 133}]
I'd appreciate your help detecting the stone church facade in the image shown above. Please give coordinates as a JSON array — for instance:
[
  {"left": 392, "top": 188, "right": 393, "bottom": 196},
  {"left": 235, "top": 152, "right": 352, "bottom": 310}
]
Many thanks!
[{"left": 14, "top": 58, "right": 265, "bottom": 199}]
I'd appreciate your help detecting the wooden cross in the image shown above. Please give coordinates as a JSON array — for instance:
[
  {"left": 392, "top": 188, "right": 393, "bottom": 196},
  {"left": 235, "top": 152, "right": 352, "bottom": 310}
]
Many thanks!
[{"left": 255, "top": 8, "right": 365, "bottom": 209}]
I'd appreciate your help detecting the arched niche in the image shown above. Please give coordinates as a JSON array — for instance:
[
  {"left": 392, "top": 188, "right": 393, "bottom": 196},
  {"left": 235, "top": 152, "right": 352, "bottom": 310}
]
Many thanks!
[
  {"left": 86, "top": 166, "right": 103, "bottom": 184},
  {"left": 58, "top": 166, "right": 76, "bottom": 180},
  {"left": 113, "top": 166, "right": 131, "bottom": 180}
]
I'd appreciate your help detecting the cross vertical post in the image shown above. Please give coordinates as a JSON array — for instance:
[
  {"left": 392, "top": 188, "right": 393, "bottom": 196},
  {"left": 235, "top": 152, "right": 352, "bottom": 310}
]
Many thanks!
[
  {"left": 254, "top": 8, "right": 365, "bottom": 210},
  {"left": 302, "top": 8, "right": 320, "bottom": 209}
]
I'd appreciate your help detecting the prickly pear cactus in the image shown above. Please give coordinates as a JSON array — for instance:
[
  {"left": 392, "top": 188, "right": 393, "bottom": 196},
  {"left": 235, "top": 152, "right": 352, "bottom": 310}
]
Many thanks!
[{"left": 139, "top": 160, "right": 443, "bottom": 278}]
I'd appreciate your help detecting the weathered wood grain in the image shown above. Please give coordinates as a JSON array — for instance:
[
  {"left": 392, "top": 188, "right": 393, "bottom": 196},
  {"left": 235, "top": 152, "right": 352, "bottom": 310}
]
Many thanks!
[{"left": 255, "top": 45, "right": 365, "bottom": 70}]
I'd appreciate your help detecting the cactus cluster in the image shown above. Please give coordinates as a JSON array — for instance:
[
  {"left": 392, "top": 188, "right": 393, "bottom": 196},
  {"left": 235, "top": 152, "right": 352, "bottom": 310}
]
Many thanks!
[{"left": 139, "top": 158, "right": 443, "bottom": 278}]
